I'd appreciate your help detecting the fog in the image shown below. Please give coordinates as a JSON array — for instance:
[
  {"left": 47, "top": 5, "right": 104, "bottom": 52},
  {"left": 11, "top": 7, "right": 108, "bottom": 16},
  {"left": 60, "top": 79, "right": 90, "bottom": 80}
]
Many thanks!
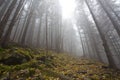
[{"left": 0, "top": 0, "right": 120, "bottom": 69}]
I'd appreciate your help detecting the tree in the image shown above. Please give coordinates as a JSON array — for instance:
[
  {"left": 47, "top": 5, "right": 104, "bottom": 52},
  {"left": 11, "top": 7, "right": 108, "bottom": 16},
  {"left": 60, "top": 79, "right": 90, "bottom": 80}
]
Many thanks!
[
  {"left": 97, "top": 0, "right": 120, "bottom": 37},
  {"left": 85, "top": 0, "right": 117, "bottom": 68},
  {"left": 0, "top": 0, "right": 25, "bottom": 47},
  {"left": 0, "top": 0, "right": 18, "bottom": 39}
]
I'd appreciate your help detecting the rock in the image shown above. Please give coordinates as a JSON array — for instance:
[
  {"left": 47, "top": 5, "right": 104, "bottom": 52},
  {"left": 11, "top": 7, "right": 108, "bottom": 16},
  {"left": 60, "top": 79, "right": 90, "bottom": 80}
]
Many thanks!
[{"left": 0, "top": 51, "right": 31, "bottom": 65}]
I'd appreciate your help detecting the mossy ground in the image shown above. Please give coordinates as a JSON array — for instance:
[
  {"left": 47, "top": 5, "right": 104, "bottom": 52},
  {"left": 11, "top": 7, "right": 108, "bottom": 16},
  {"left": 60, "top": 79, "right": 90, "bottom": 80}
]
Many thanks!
[{"left": 0, "top": 47, "right": 120, "bottom": 80}]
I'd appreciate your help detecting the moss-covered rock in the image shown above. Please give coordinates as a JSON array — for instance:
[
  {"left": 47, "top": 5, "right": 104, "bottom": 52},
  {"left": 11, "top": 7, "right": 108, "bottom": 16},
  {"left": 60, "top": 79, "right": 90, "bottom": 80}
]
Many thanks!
[
  {"left": 0, "top": 53, "right": 29, "bottom": 65},
  {"left": 0, "top": 47, "right": 33, "bottom": 65}
]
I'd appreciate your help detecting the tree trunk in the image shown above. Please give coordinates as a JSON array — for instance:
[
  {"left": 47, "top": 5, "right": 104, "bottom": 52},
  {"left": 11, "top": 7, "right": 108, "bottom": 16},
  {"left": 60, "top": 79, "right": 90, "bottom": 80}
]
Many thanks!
[
  {"left": 97, "top": 0, "right": 120, "bottom": 37},
  {"left": 0, "top": 0, "right": 5, "bottom": 7},
  {"left": 0, "top": 0, "right": 25, "bottom": 47},
  {"left": 85, "top": 0, "right": 117, "bottom": 68},
  {"left": 0, "top": 0, "right": 11, "bottom": 20},
  {"left": 37, "top": 19, "right": 42, "bottom": 47},
  {"left": 45, "top": 10, "right": 48, "bottom": 53},
  {"left": 0, "top": 0, "right": 18, "bottom": 38}
]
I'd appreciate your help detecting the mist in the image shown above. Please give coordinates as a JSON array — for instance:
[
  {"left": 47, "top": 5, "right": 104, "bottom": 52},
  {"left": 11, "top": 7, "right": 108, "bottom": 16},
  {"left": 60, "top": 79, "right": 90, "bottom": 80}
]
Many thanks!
[{"left": 0, "top": 0, "right": 120, "bottom": 79}]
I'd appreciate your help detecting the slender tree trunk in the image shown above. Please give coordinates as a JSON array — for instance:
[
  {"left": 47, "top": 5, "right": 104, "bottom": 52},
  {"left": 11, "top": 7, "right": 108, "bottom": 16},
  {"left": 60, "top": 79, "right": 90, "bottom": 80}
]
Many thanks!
[
  {"left": 20, "top": 0, "right": 35, "bottom": 44},
  {"left": 97, "top": 0, "right": 120, "bottom": 37},
  {"left": 27, "top": 16, "right": 36, "bottom": 46},
  {"left": 82, "top": 9, "right": 102, "bottom": 60},
  {"left": 0, "top": 0, "right": 25, "bottom": 47},
  {"left": 46, "top": 11, "right": 48, "bottom": 53},
  {"left": 12, "top": 15, "right": 22, "bottom": 41},
  {"left": 106, "top": 0, "right": 120, "bottom": 21},
  {"left": 37, "top": 19, "right": 42, "bottom": 47},
  {"left": 0, "top": 0, "right": 11, "bottom": 20},
  {"left": 20, "top": 12, "right": 33, "bottom": 44},
  {"left": 0, "top": 0, "right": 5, "bottom": 7},
  {"left": 85, "top": 0, "right": 117, "bottom": 68},
  {"left": 78, "top": 27, "right": 86, "bottom": 57},
  {"left": 0, "top": 0, "right": 17, "bottom": 38}
]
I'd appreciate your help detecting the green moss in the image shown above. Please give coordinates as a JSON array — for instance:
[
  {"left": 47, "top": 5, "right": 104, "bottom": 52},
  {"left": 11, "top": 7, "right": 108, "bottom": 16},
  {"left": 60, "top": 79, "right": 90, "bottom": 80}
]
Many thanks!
[
  {"left": 40, "top": 68, "right": 72, "bottom": 80},
  {"left": 0, "top": 46, "right": 120, "bottom": 80},
  {"left": 0, "top": 47, "right": 34, "bottom": 65},
  {"left": 11, "top": 60, "right": 38, "bottom": 71}
]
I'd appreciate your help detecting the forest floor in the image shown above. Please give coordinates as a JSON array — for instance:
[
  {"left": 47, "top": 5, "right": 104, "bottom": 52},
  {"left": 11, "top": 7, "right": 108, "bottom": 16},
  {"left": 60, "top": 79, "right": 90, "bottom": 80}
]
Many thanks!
[{"left": 0, "top": 46, "right": 120, "bottom": 80}]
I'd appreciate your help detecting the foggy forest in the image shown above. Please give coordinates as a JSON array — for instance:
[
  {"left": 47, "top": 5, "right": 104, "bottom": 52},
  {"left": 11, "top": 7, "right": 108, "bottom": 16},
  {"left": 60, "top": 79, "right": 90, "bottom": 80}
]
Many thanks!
[{"left": 0, "top": 0, "right": 120, "bottom": 79}]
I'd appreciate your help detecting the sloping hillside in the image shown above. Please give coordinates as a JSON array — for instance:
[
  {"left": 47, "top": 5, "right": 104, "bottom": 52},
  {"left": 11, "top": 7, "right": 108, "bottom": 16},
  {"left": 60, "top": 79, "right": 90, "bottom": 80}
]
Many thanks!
[{"left": 0, "top": 47, "right": 120, "bottom": 80}]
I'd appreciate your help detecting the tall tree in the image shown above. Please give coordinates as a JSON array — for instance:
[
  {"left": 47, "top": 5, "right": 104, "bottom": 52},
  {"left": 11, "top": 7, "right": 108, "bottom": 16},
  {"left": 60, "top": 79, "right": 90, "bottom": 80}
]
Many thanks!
[
  {"left": 85, "top": 0, "right": 117, "bottom": 68},
  {"left": 0, "top": 0, "right": 11, "bottom": 20},
  {"left": 0, "top": 0, "right": 25, "bottom": 47},
  {"left": 20, "top": 0, "right": 38, "bottom": 44},
  {"left": 0, "top": 0, "right": 18, "bottom": 39},
  {"left": 97, "top": 0, "right": 120, "bottom": 37}
]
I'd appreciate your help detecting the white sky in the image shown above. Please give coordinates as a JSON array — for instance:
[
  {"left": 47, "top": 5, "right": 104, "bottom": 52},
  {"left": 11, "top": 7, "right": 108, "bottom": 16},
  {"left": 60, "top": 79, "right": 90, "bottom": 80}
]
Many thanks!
[{"left": 59, "top": 0, "right": 76, "bottom": 19}]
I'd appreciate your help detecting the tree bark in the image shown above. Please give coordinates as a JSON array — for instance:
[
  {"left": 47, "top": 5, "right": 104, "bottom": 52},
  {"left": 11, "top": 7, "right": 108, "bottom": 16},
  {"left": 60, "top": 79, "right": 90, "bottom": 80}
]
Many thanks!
[
  {"left": 0, "top": 0, "right": 18, "bottom": 39},
  {"left": 97, "top": 0, "right": 120, "bottom": 37},
  {"left": 85, "top": 0, "right": 117, "bottom": 68},
  {"left": 0, "top": 0, "right": 25, "bottom": 47}
]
